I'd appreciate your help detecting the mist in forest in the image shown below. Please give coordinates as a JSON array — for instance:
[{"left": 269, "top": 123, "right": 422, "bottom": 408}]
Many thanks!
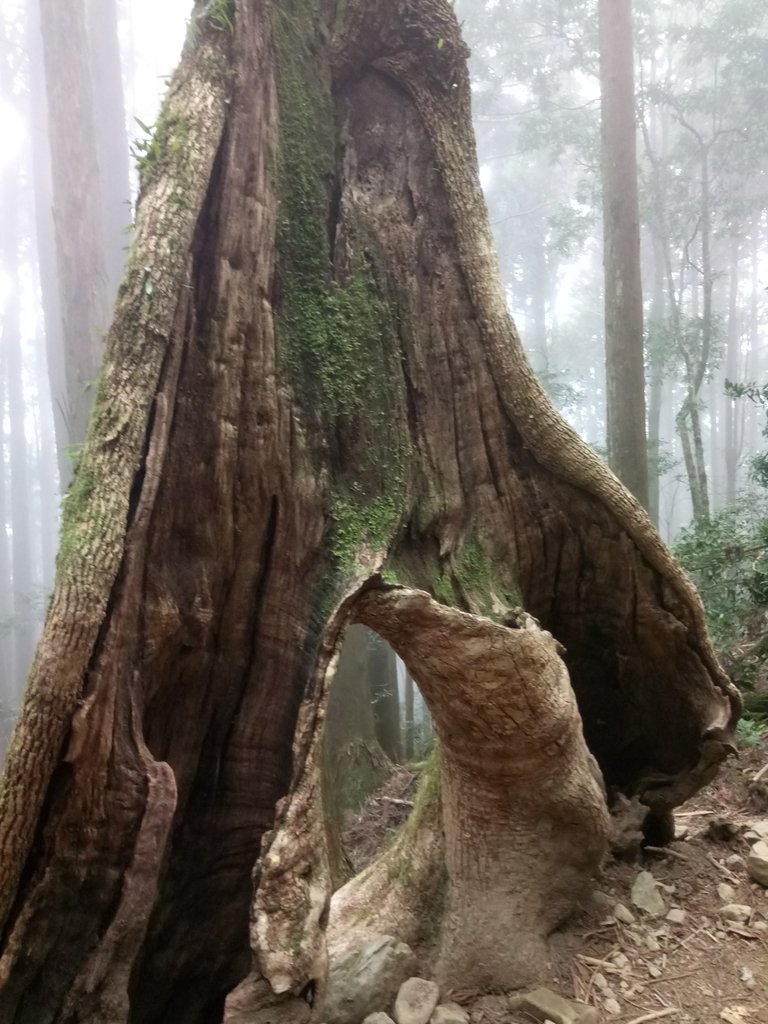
[{"left": 2, "top": 0, "right": 768, "bottom": 756}]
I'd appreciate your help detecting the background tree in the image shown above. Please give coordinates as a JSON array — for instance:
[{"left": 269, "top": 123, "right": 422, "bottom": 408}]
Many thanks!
[
  {"left": 36, "top": 0, "right": 130, "bottom": 485},
  {"left": 599, "top": 0, "right": 648, "bottom": 507}
]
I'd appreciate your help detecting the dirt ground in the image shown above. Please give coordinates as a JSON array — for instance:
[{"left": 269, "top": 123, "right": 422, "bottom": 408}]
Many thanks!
[{"left": 342, "top": 746, "right": 768, "bottom": 1024}]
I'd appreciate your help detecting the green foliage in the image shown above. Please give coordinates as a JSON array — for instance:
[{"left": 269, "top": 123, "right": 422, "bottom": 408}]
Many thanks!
[
  {"left": 272, "top": 0, "right": 410, "bottom": 578},
  {"left": 736, "top": 713, "right": 766, "bottom": 748},
  {"left": 130, "top": 114, "right": 190, "bottom": 188},
  {"left": 57, "top": 463, "right": 97, "bottom": 570},
  {"left": 206, "top": 0, "right": 234, "bottom": 32},
  {"left": 674, "top": 494, "right": 768, "bottom": 688},
  {"left": 330, "top": 489, "right": 404, "bottom": 574},
  {"left": 725, "top": 380, "right": 768, "bottom": 487}
]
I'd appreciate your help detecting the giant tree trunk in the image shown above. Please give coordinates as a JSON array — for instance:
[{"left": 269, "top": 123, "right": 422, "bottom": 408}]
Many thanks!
[{"left": 0, "top": 2, "right": 739, "bottom": 1022}]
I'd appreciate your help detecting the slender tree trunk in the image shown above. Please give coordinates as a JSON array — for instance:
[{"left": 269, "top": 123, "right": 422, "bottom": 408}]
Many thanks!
[
  {"left": 404, "top": 666, "right": 415, "bottom": 761},
  {"left": 85, "top": 0, "right": 132, "bottom": 298},
  {"left": 322, "top": 625, "right": 389, "bottom": 829},
  {"left": 37, "top": 0, "right": 128, "bottom": 486},
  {"left": 1, "top": 163, "right": 36, "bottom": 699},
  {"left": 599, "top": 0, "right": 648, "bottom": 507},
  {"left": 723, "top": 237, "right": 741, "bottom": 505},
  {"left": 646, "top": 234, "right": 667, "bottom": 527},
  {"left": 0, "top": 2, "right": 739, "bottom": 1020},
  {"left": 27, "top": 0, "right": 67, "bottom": 488},
  {"left": 368, "top": 631, "right": 402, "bottom": 764}
]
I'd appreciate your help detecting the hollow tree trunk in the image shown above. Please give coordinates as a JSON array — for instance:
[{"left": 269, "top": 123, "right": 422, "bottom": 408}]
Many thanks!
[{"left": 0, "top": 1, "right": 739, "bottom": 1021}]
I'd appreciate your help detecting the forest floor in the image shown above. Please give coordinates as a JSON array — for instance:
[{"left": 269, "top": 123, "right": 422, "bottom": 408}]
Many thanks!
[{"left": 342, "top": 745, "right": 768, "bottom": 1024}]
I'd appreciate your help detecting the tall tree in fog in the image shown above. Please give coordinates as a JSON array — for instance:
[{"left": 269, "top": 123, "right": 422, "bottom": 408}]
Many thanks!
[
  {"left": 638, "top": 0, "right": 768, "bottom": 525},
  {"left": 36, "top": 0, "right": 130, "bottom": 486},
  {"left": 457, "top": 0, "right": 604, "bottom": 431},
  {"left": 599, "top": 0, "right": 648, "bottom": 507}
]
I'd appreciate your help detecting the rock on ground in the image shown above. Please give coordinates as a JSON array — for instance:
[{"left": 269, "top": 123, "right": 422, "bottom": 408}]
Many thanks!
[
  {"left": 393, "top": 978, "right": 441, "bottom": 1024},
  {"left": 509, "top": 987, "right": 599, "bottom": 1024},
  {"left": 431, "top": 1003, "right": 469, "bottom": 1024},
  {"left": 323, "top": 936, "right": 419, "bottom": 1024},
  {"left": 747, "top": 840, "right": 768, "bottom": 887}
]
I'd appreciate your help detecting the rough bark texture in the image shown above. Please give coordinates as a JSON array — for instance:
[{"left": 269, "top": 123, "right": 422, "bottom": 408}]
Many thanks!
[
  {"left": 355, "top": 590, "right": 608, "bottom": 990},
  {"left": 0, "top": 1, "right": 739, "bottom": 1021}
]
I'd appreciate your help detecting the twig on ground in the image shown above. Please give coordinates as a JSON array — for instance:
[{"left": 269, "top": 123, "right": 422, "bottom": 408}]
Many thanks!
[
  {"left": 645, "top": 968, "right": 701, "bottom": 986},
  {"left": 625, "top": 1009, "right": 680, "bottom": 1024},
  {"left": 576, "top": 954, "right": 622, "bottom": 973},
  {"left": 752, "top": 762, "right": 768, "bottom": 782},
  {"left": 644, "top": 845, "right": 689, "bottom": 861},
  {"left": 706, "top": 853, "right": 741, "bottom": 884}
]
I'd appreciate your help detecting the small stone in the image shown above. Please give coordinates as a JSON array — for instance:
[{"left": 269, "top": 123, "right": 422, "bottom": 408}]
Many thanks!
[
  {"left": 753, "top": 921, "right": 768, "bottom": 932},
  {"left": 364, "top": 1016, "right": 396, "bottom": 1024},
  {"left": 739, "top": 966, "right": 756, "bottom": 990},
  {"left": 512, "top": 987, "right": 598, "bottom": 1024},
  {"left": 720, "top": 904, "right": 752, "bottom": 924},
  {"left": 592, "top": 891, "right": 614, "bottom": 909},
  {"left": 631, "top": 870, "right": 666, "bottom": 917},
  {"left": 603, "top": 998, "right": 621, "bottom": 1017},
  {"left": 394, "top": 979, "right": 440, "bottom": 1024},
  {"left": 666, "top": 908, "right": 687, "bottom": 924},
  {"left": 430, "top": 1004, "right": 468, "bottom": 1024},
  {"left": 726, "top": 854, "right": 744, "bottom": 865},
  {"left": 611, "top": 952, "right": 629, "bottom": 970},
  {"left": 716, "top": 931, "right": 728, "bottom": 940},
  {"left": 613, "top": 902, "right": 636, "bottom": 925},
  {"left": 592, "top": 973, "right": 608, "bottom": 991},
  {"left": 324, "top": 936, "right": 419, "bottom": 1024},
  {"left": 645, "top": 934, "right": 661, "bottom": 952},
  {"left": 747, "top": 840, "right": 768, "bottom": 888},
  {"left": 647, "top": 963, "right": 662, "bottom": 979},
  {"left": 746, "top": 819, "right": 768, "bottom": 839},
  {"left": 718, "top": 883, "right": 736, "bottom": 901}
]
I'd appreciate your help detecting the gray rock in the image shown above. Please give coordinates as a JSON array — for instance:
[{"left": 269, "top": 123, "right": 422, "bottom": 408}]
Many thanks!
[
  {"left": 322, "top": 936, "right": 418, "bottom": 1024},
  {"left": 747, "top": 840, "right": 768, "bottom": 887},
  {"left": 394, "top": 978, "right": 440, "bottom": 1024},
  {"left": 509, "top": 987, "right": 598, "bottom": 1024},
  {"left": 430, "top": 1003, "right": 468, "bottom": 1024},
  {"left": 745, "top": 820, "right": 768, "bottom": 841},
  {"left": 363, "top": 1016, "right": 396, "bottom": 1024},
  {"left": 666, "top": 908, "right": 687, "bottom": 924},
  {"left": 720, "top": 904, "right": 752, "bottom": 924},
  {"left": 717, "top": 883, "right": 736, "bottom": 902},
  {"left": 591, "top": 890, "right": 614, "bottom": 909},
  {"left": 612, "top": 902, "right": 636, "bottom": 925},
  {"left": 631, "top": 870, "right": 666, "bottom": 917}
]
